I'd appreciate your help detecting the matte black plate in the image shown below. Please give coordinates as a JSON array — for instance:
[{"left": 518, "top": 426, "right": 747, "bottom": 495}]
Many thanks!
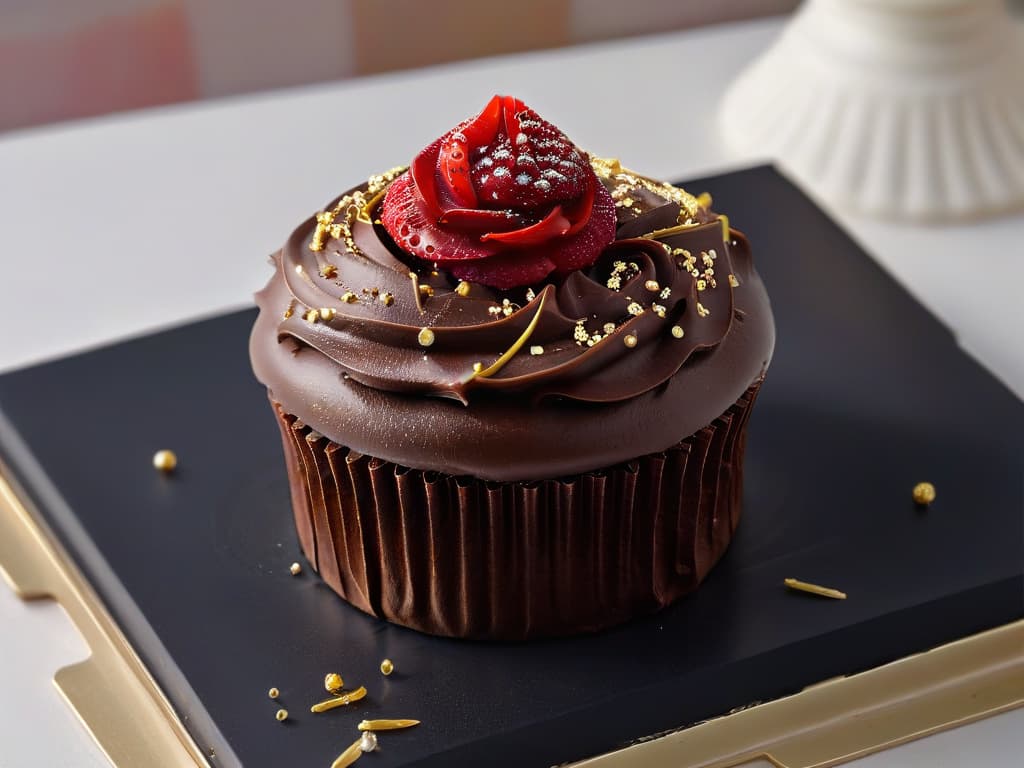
[{"left": 1, "top": 167, "right": 1021, "bottom": 768}]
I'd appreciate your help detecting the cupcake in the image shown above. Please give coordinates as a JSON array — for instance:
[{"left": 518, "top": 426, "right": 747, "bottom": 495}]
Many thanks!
[{"left": 250, "top": 95, "right": 774, "bottom": 639}]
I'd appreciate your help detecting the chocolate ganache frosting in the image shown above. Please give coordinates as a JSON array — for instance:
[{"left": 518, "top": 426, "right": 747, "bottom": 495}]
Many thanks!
[{"left": 251, "top": 115, "right": 773, "bottom": 482}]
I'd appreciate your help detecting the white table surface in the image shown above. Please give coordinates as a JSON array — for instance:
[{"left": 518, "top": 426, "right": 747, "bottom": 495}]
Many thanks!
[{"left": 1, "top": 15, "right": 1021, "bottom": 768}]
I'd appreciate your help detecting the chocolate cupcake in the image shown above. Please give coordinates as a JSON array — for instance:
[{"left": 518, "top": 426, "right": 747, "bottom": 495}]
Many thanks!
[{"left": 250, "top": 96, "right": 774, "bottom": 639}]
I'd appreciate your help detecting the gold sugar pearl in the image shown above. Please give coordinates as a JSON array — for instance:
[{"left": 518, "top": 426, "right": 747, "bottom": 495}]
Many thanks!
[
  {"left": 152, "top": 450, "right": 177, "bottom": 472},
  {"left": 623, "top": 334, "right": 638, "bottom": 349},
  {"left": 644, "top": 280, "right": 660, "bottom": 292},
  {"left": 289, "top": 562, "right": 302, "bottom": 576},
  {"left": 912, "top": 482, "right": 936, "bottom": 506},
  {"left": 319, "top": 307, "right": 336, "bottom": 321},
  {"left": 380, "top": 659, "right": 394, "bottom": 676},
  {"left": 268, "top": 687, "right": 280, "bottom": 699},
  {"left": 417, "top": 328, "right": 435, "bottom": 347},
  {"left": 324, "top": 672, "right": 344, "bottom": 694},
  {"left": 671, "top": 325, "right": 685, "bottom": 339},
  {"left": 275, "top": 709, "right": 289, "bottom": 722}
]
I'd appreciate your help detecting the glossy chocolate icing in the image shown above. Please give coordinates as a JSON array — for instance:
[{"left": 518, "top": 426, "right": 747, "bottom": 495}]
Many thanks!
[{"left": 250, "top": 163, "right": 774, "bottom": 481}]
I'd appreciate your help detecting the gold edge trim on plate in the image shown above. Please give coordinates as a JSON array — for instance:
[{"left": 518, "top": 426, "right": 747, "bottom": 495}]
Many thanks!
[
  {"left": 570, "top": 620, "right": 1024, "bottom": 768},
  {"left": 0, "top": 466, "right": 210, "bottom": 768}
]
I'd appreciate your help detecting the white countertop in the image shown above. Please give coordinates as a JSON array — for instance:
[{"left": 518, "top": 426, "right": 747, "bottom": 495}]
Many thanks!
[{"left": 0, "top": 15, "right": 1021, "bottom": 768}]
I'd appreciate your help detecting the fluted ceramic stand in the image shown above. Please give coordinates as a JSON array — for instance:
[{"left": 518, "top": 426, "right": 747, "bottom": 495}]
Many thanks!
[{"left": 719, "top": 0, "right": 1024, "bottom": 221}]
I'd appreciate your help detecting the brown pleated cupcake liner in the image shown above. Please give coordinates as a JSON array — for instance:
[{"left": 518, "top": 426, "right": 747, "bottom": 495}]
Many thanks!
[{"left": 272, "top": 380, "right": 762, "bottom": 640}]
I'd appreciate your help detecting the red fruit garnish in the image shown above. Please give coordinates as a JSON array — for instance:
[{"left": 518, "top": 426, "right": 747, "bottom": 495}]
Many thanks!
[{"left": 380, "top": 95, "right": 615, "bottom": 289}]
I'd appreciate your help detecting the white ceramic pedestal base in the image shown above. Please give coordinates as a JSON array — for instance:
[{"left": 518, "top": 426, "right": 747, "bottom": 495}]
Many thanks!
[{"left": 719, "top": 0, "right": 1024, "bottom": 221}]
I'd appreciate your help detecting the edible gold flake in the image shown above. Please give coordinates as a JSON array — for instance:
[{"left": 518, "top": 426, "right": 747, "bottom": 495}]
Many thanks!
[
  {"left": 590, "top": 157, "right": 701, "bottom": 220},
  {"left": 728, "top": 274, "right": 740, "bottom": 288},
  {"left": 324, "top": 673, "right": 344, "bottom": 693},
  {"left": 627, "top": 302, "right": 643, "bottom": 316},
  {"left": 659, "top": 287, "right": 672, "bottom": 300},
  {"left": 341, "top": 292, "right": 357, "bottom": 304},
  {"left": 380, "top": 292, "right": 394, "bottom": 306},
  {"left": 529, "top": 345, "right": 544, "bottom": 355},
  {"left": 574, "top": 320, "right": 589, "bottom": 345},
  {"left": 697, "top": 279, "right": 707, "bottom": 292},
  {"left": 472, "top": 362, "right": 483, "bottom": 373},
  {"left": 380, "top": 658, "right": 394, "bottom": 676},
  {"left": 671, "top": 325, "right": 685, "bottom": 339},
  {"left": 912, "top": 482, "right": 936, "bottom": 506},
  {"left": 475, "top": 292, "right": 548, "bottom": 378},
  {"left": 311, "top": 211, "right": 336, "bottom": 251},
  {"left": 606, "top": 275, "right": 622, "bottom": 291},
  {"left": 419, "top": 284, "right": 434, "bottom": 298},
  {"left": 409, "top": 272, "right": 424, "bottom": 313},
  {"left": 653, "top": 304, "right": 666, "bottom": 318},
  {"left": 784, "top": 578, "right": 847, "bottom": 600},
  {"left": 603, "top": 323, "right": 616, "bottom": 334},
  {"left": 525, "top": 287, "right": 536, "bottom": 301},
  {"left": 304, "top": 309, "right": 320, "bottom": 323},
  {"left": 696, "top": 191, "right": 713, "bottom": 209},
  {"left": 624, "top": 334, "right": 638, "bottom": 348},
  {"left": 644, "top": 280, "right": 660, "bottom": 292},
  {"left": 331, "top": 737, "right": 364, "bottom": 768},
  {"left": 696, "top": 302, "right": 710, "bottom": 318},
  {"left": 289, "top": 562, "right": 301, "bottom": 576},
  {"left": 152, "top": 449, "right": 177, "bottom": 472},
  {"left": 268, "top": 687, "right": 280, "bottom": 699},
  {"left": 358, "top": 719, "right": 421, "bottom": 732},
  {"left": 283, "top": 302, "right": 295, "bottom": 319},
  {"left": 455, "top": 281, "right": 471, "bottom": 297},
  {"left": 417, "top": 328, "right": 435, "bottom": 347},
  {"left": 275, "top": 709, "right": 289, "bottom": 722},
  {"left": 320, "top": 307, "right": 336, "bottom": 321},
  {"left": 311, "top": 686, "right": 368, "bottom": 713},
  {"left": 320, "top": 264, "right": 338, "bottom": 279}
]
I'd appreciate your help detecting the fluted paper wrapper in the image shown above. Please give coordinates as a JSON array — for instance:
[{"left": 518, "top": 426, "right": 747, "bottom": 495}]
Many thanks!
[{"left": 272, "top": 381, "right": 762, "bottom": 640}]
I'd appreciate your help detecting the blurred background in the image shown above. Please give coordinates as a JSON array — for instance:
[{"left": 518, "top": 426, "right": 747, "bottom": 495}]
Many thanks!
[{"left": 0, "top": 0, "right": 809, "bottom": 134}]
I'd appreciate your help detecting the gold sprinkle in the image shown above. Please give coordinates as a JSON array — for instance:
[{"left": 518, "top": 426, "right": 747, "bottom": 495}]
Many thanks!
[
  {"left": 289, "top": 562, "right": 301, "bottom": 576},
  {"left": 573, "top": 321, "right": 589, "bottom": 345},
  {"left": 380, "top": 658, "right": 394, "bottom": 676},
  {"left": 320, "top": 307, "right": 336, "bottom": 321},
  {"left": 627, "top": 302, "right": 644, "bottom": 316},
  {"left": 304, "top": 308, "right": 320, "bottom": 323},
  {"left": 652, "top": 304, "right": 666, "bottom": 318},
  {"left": 671, "top": 325, "right": 685, "bottom": 339},
  {"left": 659, "top": 287, "right": 672, "bottom": 300},
  {"left": 619, "top": 196, "right": 634, "bottom": 208},
  {"left": 729, "top": 274, "right": 740, "bottom": 288},
  {"left": 644, "top": 280, "right": 660, "bottom": 292},
  {"left": 603, "top": 322, "right": 616, "bottom": 334},
  {"left": 624, "top": 334, "right": 638, "bottom": 348},
  {"left": 472, "top": 362, "right": 483, "bottom": 373},
  {"left": 358, "top": 719, "right": 421, "bottom": 732},
  {"left": 324, "top": 673, "right": 344, "bottom": 694},
  {"left": 417, "top": 328, "right": 435, "bottom": 347},
  {"left": 275, "top": 709, "right": 289, "bottom": 722},
  {"left": 268, "top": 687, "right": 280, "bottom": 699},
  {"left": 696, "top": 302, "right": 710, "bottom": 318},
  {"left": 380, "top": 292, "right": 394, "bottom": 306},
  {"left": 529, "top": 345, "right": 544, "bottom": 356},
  {"left": 419, "top": 284, "right": 435, "bottom": 298},
  {"left": 784, "top": 578, "right": 847, "bottom": 600},
  {"left": 320, "top": 264, "right": 338, "bottom": 279},
  {"left": 696, "top": 191, "right": 713, "bottom": 209},
  {"left": 311, "top": 685, "right": 367, "bottom": 713},
  {"left": 330, "top": 737, "right": 364, "bottom": 768},
  {"left": 370, "top": 287, "right": 379, "bottom": 296},
  {"left": 341, "top": 292, "right": 357, "bottom": 304},
  {"left": 912, "top": 482, "right": 936, "bottom": 506},
  {"left": 697, "top": 279, "right": 707, "bottom": 292},
  {"left": 152, "top": 450, "right": 177, "bottom": 472},
  {"left": 283, "top": 302, "right": 295, "bottom": 319},
  {"left": 455, "top": 281, "right": 471, "bottom": 297}
]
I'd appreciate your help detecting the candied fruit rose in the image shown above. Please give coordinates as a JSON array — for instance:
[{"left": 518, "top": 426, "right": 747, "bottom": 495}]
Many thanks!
[{"left": 381, "top": 95, "right": 616, "bottom": 289}]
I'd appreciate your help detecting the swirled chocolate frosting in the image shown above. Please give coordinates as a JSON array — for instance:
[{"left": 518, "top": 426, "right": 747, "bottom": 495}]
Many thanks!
[{"left": 251, "top": 159, "right": 774, "bottom": 481}]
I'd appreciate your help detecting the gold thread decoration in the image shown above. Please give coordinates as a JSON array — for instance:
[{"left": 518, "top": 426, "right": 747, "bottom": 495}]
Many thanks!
[
  {"left": 311, "top": 686, "right": 368, "bottom": 713},
  {"left": 784, "top": 578, "right": 847, "bottom": 600},
  {"left": 358, "top": 719, "right": 421, "bottom": 732},
  {"left": 472, "top": 291, "right": 548, "bottom": 379}
]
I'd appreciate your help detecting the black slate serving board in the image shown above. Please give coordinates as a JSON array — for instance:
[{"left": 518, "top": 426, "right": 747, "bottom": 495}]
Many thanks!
[{"left": 1, "top": 166, "right": 1021, "bottom": 768}]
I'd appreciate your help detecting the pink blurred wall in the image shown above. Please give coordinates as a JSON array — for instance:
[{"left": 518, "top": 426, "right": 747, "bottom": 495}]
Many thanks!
[{"left": 0, "top": 0, "right": 798, "bottom": 134}]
